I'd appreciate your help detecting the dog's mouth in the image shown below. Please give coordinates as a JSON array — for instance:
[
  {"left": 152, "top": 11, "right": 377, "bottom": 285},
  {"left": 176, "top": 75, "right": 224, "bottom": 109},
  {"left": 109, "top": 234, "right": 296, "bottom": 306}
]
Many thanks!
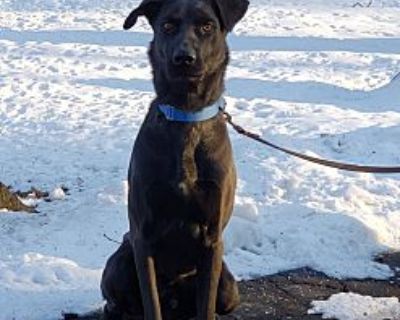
[
  {"left": 167, "top": 66, "right": 204, "bottom": 82},
  {"left": 173, "top": 71, "right": 204, "bottom": 81},
  {"left": 185, "top": 73, "right": 203, "bottom": 81}
]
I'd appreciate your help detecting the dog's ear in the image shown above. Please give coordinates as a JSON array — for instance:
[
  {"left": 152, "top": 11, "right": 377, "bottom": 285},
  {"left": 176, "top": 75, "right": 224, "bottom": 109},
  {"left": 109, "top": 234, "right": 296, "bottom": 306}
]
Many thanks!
[
  {"left": 213, "top": 0, "right": 249, "bottom": 32},
  {"left": 123, "top": 0, "right": 163, "bottom": 30}
]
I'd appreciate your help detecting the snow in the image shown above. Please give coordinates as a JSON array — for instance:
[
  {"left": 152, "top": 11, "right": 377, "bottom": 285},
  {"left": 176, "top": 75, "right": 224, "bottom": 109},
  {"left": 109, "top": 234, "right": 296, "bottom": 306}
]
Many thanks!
[
  {"left": 50, "top": 187, "right": 66, "bottom": 200},
  {"left": 308, "top": 292, "right": 400, "bottom": 320},
  {"left": 1, "top": 0, "right": 400, "bottom": 319}
]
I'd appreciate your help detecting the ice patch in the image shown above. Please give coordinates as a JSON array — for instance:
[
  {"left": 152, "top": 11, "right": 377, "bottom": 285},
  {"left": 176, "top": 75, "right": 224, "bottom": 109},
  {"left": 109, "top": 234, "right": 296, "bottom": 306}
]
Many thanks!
[{"left": 308, "top": 292, "right": 400, "bottom": 320}]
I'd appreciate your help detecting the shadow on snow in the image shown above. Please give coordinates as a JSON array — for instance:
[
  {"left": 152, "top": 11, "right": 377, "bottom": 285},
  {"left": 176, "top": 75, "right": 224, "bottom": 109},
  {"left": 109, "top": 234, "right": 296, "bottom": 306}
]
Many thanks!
[{"left": 2, "top": 29, "right": 400, "bottom": 54}]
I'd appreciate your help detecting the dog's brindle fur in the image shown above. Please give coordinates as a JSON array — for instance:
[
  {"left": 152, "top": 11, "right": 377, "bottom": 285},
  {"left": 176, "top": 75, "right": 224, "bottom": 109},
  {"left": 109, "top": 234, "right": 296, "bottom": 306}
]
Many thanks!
[{"left": 101, "top": 0, "right": 249, "bottom": 319}]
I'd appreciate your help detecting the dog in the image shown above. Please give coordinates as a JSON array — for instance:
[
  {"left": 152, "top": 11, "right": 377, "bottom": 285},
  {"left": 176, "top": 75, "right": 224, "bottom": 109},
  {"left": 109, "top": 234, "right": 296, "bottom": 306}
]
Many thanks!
[{"left": 101, "top": 0, "right": 249, "bottom": 319}]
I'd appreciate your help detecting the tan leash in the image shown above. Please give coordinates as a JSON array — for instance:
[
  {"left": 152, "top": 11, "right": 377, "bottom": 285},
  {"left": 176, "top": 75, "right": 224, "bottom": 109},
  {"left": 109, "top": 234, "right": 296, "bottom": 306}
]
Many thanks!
[{"left": 222, "top": 110, "right": 400, "bottom": 174}]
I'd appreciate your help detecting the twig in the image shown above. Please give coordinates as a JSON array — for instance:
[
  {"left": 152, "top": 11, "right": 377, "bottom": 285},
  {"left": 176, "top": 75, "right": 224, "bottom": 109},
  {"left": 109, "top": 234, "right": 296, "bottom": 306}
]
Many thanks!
[
  {"left": 352, "top": 0, "right": 373, "bottom": 7},
  {"left": 103, "top": 233, "right": 121, "bottom": 244}
]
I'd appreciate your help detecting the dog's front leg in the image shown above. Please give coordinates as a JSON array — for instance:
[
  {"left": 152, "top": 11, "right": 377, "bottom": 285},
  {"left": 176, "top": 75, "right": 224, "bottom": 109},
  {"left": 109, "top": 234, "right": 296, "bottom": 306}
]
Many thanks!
[
  {"left": 134, "top": 239, "right": 163, "bottom": 320},
  {"left": 196, "top": 236, "right": 223, "bottom": 320}
]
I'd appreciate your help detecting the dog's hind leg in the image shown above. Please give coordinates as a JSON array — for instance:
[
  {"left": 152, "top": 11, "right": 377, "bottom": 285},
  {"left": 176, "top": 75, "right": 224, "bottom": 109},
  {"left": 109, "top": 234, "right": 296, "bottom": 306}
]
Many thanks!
[
  {"left": 101, "top": 233, "right": 144, "bottom": 320},
  {"left": 216, "top": 261, "right": 240, "bottom": 315}
]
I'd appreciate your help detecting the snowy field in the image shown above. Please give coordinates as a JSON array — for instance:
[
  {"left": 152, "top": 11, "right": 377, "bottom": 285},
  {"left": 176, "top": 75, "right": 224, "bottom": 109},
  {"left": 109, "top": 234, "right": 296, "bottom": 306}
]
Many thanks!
[{"left": 1, "top": 0, "right": 400, "bottom": 319}]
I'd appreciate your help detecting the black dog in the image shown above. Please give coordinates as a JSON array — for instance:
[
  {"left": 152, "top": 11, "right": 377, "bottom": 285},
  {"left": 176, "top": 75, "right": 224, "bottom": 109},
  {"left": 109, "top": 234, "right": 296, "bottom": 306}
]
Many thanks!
[{"left": 101, "top": 0, "right": 248, "bottom": 319}]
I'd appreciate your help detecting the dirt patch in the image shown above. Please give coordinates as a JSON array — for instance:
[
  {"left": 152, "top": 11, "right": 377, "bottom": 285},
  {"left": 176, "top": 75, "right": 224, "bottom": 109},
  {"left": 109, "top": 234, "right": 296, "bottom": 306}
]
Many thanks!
[
  {"left": 64, "top": 253, "right": 400, "bottom": 320},
  {"left": 224, "top": 252, "right": 400, "bottom": 320},
  {"left": 222, "top": 252, "right": 400, "bottom": 320}
]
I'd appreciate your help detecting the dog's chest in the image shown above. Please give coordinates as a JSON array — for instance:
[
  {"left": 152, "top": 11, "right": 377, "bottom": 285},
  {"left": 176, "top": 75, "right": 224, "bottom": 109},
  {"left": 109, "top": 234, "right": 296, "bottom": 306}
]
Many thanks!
[
  {"left": 132, "top": 119, "right": 229, "bottom": 238},
  {"left": 173, "top": 126, "right": 202, "bottom": 191}
]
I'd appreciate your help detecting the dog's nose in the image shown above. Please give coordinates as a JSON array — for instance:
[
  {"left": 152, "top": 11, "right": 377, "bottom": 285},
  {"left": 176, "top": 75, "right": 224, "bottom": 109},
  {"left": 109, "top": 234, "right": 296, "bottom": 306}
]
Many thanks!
[{"left": 172, "top": 49, "right": 196, "bottom": 66}]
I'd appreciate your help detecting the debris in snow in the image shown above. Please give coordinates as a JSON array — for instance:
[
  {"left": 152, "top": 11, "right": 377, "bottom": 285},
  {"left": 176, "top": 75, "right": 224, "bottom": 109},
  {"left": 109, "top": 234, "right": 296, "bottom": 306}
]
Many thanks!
[
  {"left": 0, "top": 183, "right": 69, "bottom": 213},
  {"left": 0, "top": 182, "right": 36, "bottom": 213},
  {"left": 16, "top": 187, "right": 49, "bottom": 199}
]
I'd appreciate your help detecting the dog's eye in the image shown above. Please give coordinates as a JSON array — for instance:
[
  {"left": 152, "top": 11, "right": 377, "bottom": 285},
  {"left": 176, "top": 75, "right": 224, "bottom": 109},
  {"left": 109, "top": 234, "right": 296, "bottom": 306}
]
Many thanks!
[
  {"left": 162, "top": 22, "right": 176, "bottom": 33},
  {"left": 200, "top": 22, "right": 214, "bottom": 34}
]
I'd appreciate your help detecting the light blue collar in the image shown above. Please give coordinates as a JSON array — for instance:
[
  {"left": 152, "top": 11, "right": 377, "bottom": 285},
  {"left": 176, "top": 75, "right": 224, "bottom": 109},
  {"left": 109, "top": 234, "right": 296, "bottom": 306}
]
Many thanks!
[{"left": 158, "top": 97, "right": 225, "bottom": 122}]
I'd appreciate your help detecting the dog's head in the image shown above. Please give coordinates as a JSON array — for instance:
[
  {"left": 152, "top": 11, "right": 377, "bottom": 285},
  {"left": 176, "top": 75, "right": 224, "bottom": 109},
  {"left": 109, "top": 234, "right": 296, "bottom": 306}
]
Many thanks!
[{"left": 124, "top": 0, "right": 248, "bottom": 84}]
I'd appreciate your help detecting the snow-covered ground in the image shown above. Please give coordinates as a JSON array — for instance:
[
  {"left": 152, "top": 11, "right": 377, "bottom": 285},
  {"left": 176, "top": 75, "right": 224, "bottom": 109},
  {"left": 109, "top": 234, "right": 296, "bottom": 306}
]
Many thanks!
[{"left": 1, "top": 0, "right": 400, "bottom": 319}]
